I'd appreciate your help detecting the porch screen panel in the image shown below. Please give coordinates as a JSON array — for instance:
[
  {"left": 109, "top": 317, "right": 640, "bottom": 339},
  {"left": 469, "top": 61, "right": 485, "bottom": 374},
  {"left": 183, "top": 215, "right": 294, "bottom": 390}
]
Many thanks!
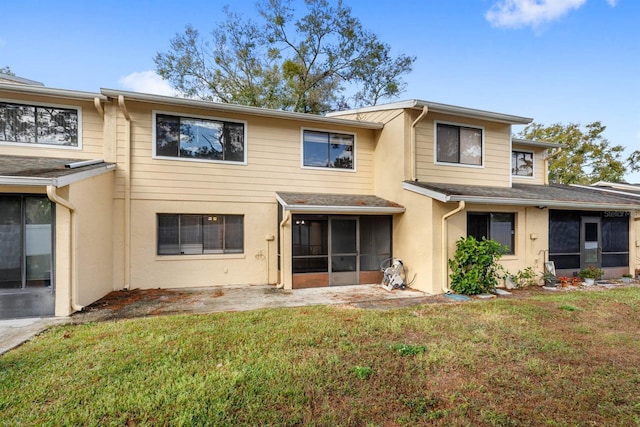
[
  {"left": 602, "top": 215, "right": 629, "bottom": 267},
  {"left": 0, "top": 197, "right": 21, "bottom": 288},
  {"left": 360, "top": 216, "right": 391, "bottom": 271},
  {"left": 25, "top": 197, "right": 52, "bottom": 287},
  {"left": 292, "top": 216, "right": 329, "bottom": 273},
  {"left": 548, "top": 210, "right": 580, "bottom": 269}
]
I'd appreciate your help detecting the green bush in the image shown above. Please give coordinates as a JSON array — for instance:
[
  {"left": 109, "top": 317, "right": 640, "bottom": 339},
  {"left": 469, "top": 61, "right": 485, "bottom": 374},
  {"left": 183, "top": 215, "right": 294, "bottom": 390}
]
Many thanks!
[{"left": 448, "top": 236, "right": 507, "bottom": 295}]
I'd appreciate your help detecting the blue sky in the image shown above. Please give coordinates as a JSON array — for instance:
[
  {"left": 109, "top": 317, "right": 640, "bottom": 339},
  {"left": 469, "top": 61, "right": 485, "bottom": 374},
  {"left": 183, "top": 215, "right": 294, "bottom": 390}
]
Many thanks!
[{"left": 2, "top": 0, "right": 638, "bottom": 181}]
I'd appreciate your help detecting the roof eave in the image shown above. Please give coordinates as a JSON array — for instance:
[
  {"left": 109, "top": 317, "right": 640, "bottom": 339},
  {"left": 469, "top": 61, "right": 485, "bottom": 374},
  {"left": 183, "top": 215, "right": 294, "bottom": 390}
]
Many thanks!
[
  {"left": 100, "top": 88, "right": 384, "bottom": 130},
  {"left": 0, "top": 83, "right": 106, "bottom": 101},
  {"left": 512, "top": 138, "right": 565, "bottom": 149},
  {"left": 0, "top": 163, "right": 116, "bottom": 188}
]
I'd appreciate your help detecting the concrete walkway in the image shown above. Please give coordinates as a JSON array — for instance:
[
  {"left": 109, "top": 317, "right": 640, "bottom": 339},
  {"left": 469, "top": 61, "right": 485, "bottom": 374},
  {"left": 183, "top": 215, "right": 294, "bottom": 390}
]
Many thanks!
[{"left": 0, "top": 284, "right": 437, "bottom": 355}]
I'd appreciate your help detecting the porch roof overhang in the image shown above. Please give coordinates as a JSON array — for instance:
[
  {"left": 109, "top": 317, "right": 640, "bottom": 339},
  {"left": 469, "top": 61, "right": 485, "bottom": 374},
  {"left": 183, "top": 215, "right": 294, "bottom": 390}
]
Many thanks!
[
  {"left": 403, "top": 181, "right": 640, "bottom": 211},
  {"left": 0, "top": 155, "right": 116, "bottom": 188},
  {"left": 276, "top": 192, "right": 405, "bottom": 214}
]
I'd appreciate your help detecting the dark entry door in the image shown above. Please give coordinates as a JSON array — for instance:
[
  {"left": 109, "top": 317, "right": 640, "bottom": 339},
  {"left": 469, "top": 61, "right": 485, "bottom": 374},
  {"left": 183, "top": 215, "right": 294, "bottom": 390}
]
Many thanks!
[
  {"left": 0, "top": 196, "right": 54, "bottom": 319},
  {"left": 581, "top": 217, "right": 601, "bottom": 268},
  {"left": 329, "top": 217, "right": 359, "bottom": 286}
]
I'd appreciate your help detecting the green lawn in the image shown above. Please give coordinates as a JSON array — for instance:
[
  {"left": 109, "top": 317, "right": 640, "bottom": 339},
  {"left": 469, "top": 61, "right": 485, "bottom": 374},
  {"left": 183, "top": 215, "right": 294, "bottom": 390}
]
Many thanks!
[{"left": 2, "top": 288, "right": 640, "bottom": 426}]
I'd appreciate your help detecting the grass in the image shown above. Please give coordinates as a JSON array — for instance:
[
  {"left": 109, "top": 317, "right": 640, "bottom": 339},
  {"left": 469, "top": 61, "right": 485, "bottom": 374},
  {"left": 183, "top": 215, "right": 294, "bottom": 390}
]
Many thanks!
[{"left": 2, "top": 288, "right": 640, "bottom": 426}]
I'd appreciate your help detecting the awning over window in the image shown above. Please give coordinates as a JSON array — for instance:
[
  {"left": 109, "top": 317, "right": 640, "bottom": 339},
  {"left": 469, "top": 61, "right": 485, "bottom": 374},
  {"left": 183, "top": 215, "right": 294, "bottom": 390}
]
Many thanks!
[
  {"left": 0, "top": 155, "right": 115, "bottom": 187},
  {"left": 276, "top": 192, "right": 405, "bottom": 214}
]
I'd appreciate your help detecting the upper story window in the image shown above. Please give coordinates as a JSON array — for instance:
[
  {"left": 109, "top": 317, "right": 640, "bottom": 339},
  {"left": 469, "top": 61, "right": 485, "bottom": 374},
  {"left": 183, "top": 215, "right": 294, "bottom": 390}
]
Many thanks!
[
  {"left": 436, "top": 122, "right": 483, "bottom": 166},
  {"left": 154, "top": 113, "right": 246, "bottom": 163},
  {"left": 302, "top": 129, "right": 354, "bottom": 170},
  {"left": 512, "top": 150, "right": 533, "bottom": 177},
  {"left": 0, "top": 101, "right": 79, "bottom": 148}
]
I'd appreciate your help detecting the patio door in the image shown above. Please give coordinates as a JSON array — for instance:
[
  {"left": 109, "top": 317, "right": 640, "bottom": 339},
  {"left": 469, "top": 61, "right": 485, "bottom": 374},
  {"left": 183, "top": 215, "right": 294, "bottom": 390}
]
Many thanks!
[
  {"left": 581, "top": 216, "right": 601, "bottom": 268},
  {"left": 0, "top": 195, "right": 54, "bottom": 319},
  {"left": 330, "top": 217, "right": 359, "bottom": 286}
]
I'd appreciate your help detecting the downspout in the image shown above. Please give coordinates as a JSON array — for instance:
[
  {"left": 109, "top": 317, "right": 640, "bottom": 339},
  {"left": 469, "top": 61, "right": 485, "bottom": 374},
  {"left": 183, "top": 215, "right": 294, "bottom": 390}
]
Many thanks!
[
  {"left": 441, "top": 201, "right": 466, "bottom": 293},
  {"left": 543, "top": 148, "right": 563, "bottom": 185},
  {"left": 46, "top": 185, "right": 84, "bottom": 312},
  {"left": 118, "top": 95, "right": 132, "bottom": 290},
  {"left": 410, "top": 106, "right": 429, "bottom": 181},
  {"left": 277, "top": 211, "right": 291, "bottom": 289}
]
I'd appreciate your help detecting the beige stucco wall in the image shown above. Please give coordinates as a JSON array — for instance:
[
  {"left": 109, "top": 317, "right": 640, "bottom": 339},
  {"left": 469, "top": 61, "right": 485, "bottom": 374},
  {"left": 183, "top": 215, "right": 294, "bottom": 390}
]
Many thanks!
[
  {"left": 53, "top": 172, "right": 114, "bottom": 315},
  {"left": 129, "top": 200, "right": 277, "bottom": 289},
  {"left": 446, "top": 204, "right": 549, "bottom": 288}
]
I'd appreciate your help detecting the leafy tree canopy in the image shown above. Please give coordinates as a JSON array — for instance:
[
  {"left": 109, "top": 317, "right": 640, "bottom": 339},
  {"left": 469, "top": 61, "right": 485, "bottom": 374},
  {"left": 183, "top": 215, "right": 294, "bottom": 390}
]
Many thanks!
[
  {"left": 518, "top": 121, "right": 640, "bottom": 184},
  {"left": 154, "top": 0, "right": 415, "bottom": 114},
  {"left": 0, "top": 66, "right": 15, "bottom": 76}
]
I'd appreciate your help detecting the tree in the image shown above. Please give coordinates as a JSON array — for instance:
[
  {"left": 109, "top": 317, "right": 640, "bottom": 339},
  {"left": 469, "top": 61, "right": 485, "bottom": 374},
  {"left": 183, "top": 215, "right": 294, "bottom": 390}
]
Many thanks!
[
  {"left": 154, "top": 0, "right": 415, "bottom": 114},
  {"left": 0, "top": 66, "right": 15, "bottom": 76},
  {"left": 518, "top": 121, "right": 640, "bottom": 184}
]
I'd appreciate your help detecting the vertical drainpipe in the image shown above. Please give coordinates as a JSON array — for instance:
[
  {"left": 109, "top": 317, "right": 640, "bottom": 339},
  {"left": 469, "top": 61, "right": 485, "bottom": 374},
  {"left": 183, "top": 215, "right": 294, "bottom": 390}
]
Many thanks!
[
  {"left": 277, "top": 211, "right": 291, "bottom": 289},
  {"left": 118, "top": 95, "right": 132, "bottom": 290},
  {"left": 410, "top": 106, "right": 429, "bottom": 181},
  {"left": 441, "top": 201, "right": 465, "bottom": 293},
  {"left": 46, "top": 185, "right": 84, "bottom": 312}
]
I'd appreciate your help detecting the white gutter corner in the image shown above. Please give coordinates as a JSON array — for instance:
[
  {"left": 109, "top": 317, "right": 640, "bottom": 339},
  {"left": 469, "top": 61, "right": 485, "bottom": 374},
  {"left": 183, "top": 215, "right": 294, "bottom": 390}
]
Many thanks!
[
  {"left": 46, "top": 185, "right": 83, "bottom": 313},
  {"left": 441, "top": 201, "right": 465, "bottom": 294}
]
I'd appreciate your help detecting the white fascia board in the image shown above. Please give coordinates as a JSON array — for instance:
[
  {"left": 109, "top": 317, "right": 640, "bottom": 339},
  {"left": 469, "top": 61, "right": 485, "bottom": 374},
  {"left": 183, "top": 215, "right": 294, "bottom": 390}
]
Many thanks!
[
  {"left": 0, "top": 83, "right": 106, "bottom": 101},
  {"left": 276, "top": 193, "right": 405, "bottom": 214},
  {"left": 0, "top": 163, "right": 116, "bottom": 188},
  {"left": 572, "top": 184, "right": 640, "bottom": 200},
  {"left": 590, "top": 182, "right": 640, "bottom": 193},
  {"left": 512, "top": 138, "right": 565, "bottom": 149},
  {"left": 447, "top": 195, "right": 639, "bottom": 210},
  {"left": 402, "top": 182, "right": 449, "bottom": 202},
  {"left": 54, "top": 163, "right": 116, "bottom": 187},
  {"left": 403, "top": 182, "right": 639, "bottom": 210},
  {"left": 0, "top": 176, "right": 54, "bottom": 186},
  {"left": 101, "top": 89, "right": 384, "bottom": 130},
  {"left": 329, "top": 99, "right": 533, "bottom": 125}
]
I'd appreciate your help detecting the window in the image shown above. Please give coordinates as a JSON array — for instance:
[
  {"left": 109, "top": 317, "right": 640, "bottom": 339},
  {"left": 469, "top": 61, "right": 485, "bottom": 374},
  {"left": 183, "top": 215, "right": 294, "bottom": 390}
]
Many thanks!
[
  {"left": 512, "top": 151, "right": 533, "bottom": 177},
  {"left": 0, "top": 101, "right": 79, "bottom": 147},
  {"left": 155, "top": 113, "right": 245, "bottom": 163},
  {"left": 157, "top": 214, "right": 243, "bottom": 255},
  {"left": 303, "top": 130, "right": 354, "bottom": 169},
  {"left": 436, "top": 123, "right": 482, "bottom": 166},
  {"left": 467, "top": 213, "right": 515, "bottom": 254}
]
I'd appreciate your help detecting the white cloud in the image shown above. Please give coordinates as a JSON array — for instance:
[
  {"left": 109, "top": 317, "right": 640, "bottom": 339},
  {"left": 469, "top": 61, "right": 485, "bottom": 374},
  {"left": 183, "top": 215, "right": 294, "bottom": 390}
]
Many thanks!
[
  {"left": 118, "top": 71, "right": 177, "bottom": 96},
  {"left": 485, "top": 0, "right": 587, "bottom": 29},
  {"left": 605, "top": 0, "right": 618, "bottom": 6}
]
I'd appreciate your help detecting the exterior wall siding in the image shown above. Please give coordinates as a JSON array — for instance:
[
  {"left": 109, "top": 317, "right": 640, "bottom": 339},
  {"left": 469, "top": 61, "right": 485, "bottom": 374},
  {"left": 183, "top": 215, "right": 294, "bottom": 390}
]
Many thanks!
[
  {"left": 512, "top": 142, "right": 546, "bottom": 185},
  {"left": 415, "top": 112, "right": 512, "bottom": 187}
]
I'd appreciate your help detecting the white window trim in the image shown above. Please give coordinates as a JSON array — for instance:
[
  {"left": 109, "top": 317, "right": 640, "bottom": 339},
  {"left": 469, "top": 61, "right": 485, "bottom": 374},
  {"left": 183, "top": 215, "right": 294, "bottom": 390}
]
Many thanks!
[
  {"left": 511, "top": 149, "right": 535, "bottom": 179},
  {"left": 0, "top": 98, "right": 83, "bottom": 150},
  {"left": 433, "top": 120, "right": 485, "bottom": 169},
  {"left": 152, "top": 110, "right": 248, "bottom": 165},
  {"left": 300, "top": 127, "right": 357, "bottom": 173}
]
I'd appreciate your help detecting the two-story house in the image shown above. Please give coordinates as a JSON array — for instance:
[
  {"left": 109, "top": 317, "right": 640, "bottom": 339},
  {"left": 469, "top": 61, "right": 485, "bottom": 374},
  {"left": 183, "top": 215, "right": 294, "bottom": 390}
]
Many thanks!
[{"left": 1, "top": 76, "right": 638, "bottom": 319}]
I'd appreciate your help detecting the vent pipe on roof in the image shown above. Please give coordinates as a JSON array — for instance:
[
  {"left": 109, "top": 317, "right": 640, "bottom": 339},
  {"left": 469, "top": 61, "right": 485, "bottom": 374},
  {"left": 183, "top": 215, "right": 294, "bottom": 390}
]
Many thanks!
[{"left": 65, "top": 159, "right": 104, "bottom": 169}]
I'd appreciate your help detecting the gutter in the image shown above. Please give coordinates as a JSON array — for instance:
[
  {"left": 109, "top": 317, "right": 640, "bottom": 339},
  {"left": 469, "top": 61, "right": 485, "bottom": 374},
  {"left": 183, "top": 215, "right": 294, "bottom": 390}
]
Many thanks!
[
  {"left": 410, "top": 106, "right": 429, "bottom": 181},
  {"left": 441, "top": 201, "right": 465, "bottom": 293},
  {"left": 117, "top": 95, "right": 132, "bottom": 290},
  {"left": 277, "top": 211, "right": 291, "bottom": 289},
  {"left": 46, "top": 186, "right": 83, "bottom": 313}
]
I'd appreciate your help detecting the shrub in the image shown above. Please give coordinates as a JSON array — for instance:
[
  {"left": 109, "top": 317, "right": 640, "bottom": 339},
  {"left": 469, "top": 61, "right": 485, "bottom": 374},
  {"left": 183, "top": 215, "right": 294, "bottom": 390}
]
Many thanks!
[
  {"left": 448, "top": 236, "right": 507, "bottom": 295},
  {"left": 578, "top": 266, "right": 604, "bottom": 280}
]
